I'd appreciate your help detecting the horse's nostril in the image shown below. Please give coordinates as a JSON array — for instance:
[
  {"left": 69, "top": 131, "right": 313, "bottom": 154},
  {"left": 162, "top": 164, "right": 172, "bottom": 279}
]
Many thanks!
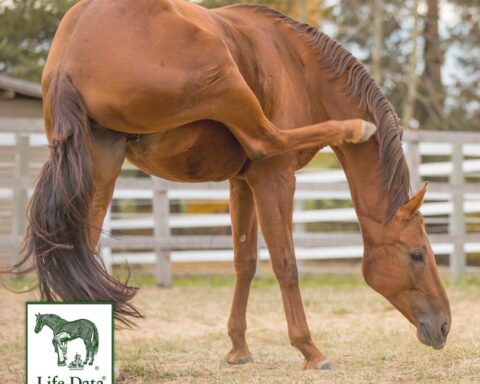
[
  {"left": 441, "top": 322, "right": 449, "bottom": 337},
  {"left": 419, "top": 321, "right": 430, "bottom": 339},
  {"left": 419, "top": 321, "right": 427, "bottom": 333}
]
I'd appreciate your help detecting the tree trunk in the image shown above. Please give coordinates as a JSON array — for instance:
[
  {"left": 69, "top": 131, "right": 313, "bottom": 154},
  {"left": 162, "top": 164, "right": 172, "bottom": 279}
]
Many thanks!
[
  {"left": 403, "top": 0, "right": 421, "bottom": 129},
  {"left": 372, "top": 0, "right": 384, "bottom": 84},
  {"left": 299, "top": 0, "right": 307, "bottom": 22},
  {"left": 420, "top": 0, "right": 445, "bottom": 129}
]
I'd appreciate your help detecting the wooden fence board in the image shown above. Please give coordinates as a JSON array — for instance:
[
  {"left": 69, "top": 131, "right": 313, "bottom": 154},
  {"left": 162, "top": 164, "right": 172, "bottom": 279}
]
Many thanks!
[{"left": 1, "top": 121, "right": 479, "bottom": 283}]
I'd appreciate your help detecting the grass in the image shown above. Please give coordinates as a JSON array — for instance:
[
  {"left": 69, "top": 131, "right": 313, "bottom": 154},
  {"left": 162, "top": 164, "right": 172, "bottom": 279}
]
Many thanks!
[{"left": 1, "top": 274, "right": 479, "bottom": 383}]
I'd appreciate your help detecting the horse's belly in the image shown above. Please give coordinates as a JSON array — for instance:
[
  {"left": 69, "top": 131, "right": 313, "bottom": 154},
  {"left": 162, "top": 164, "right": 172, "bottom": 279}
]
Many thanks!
[{"left": 125, "top": 120, "right": 248, "bottom": 182}]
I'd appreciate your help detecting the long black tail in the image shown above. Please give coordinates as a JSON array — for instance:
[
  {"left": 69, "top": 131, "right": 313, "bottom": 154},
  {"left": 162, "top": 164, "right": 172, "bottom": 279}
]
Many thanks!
[{"left": 5, "top": 73, "right": 141, "bottom": 326}]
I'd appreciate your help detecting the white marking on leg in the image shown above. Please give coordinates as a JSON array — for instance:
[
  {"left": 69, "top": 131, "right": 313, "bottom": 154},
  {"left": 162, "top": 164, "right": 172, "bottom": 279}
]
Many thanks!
[{"left": 239, "top": 234, "right": 247, "bottom": 242}]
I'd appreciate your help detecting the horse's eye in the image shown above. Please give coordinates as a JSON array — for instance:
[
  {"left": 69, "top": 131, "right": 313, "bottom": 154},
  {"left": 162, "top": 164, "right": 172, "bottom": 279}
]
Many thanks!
[{"left": 410, "top": 251, "right": 424, "bottom": 263}]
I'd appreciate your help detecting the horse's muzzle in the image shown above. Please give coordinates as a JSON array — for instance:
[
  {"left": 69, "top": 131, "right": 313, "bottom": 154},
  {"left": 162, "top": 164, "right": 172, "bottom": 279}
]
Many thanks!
[{"left": 416, "top": 317, "right": 450, "bottom": 350}]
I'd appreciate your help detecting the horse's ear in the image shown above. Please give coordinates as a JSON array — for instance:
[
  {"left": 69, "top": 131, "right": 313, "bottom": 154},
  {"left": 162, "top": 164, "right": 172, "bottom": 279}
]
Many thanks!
[
  {"left": 35, "top": 313, "right": 39, "bottom": 317},
  {"left": 398, "top": 182, "right": 428, "bottom": 218}
]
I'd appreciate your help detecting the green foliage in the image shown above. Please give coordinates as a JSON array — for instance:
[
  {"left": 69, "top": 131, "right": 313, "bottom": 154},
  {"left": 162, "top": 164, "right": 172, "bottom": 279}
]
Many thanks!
[{"left": 0, "top": 0, "right": 76, "bottom": 81}]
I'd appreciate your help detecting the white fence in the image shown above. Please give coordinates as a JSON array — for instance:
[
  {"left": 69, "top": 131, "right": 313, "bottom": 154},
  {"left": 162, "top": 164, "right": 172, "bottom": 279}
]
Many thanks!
[{"left": 1, "top": 118, "right": 480, "bottom": 285}]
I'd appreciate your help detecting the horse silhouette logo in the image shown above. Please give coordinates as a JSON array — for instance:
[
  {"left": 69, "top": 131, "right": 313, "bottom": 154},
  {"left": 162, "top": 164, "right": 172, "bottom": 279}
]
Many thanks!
[{"left": 34, "top": 313, "right": 99, "bottom": 367}]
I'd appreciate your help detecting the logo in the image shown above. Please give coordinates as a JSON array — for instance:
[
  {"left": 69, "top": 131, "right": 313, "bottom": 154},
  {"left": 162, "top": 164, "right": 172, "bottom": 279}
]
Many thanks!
[{"left": 27, "top": 303, "right": 114, "bottom": 384}]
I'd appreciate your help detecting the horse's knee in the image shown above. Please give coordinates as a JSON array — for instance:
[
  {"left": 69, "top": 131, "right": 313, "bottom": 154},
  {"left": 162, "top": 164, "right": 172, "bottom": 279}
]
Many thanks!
[{"left": 234, "top": 258, "right": 257, "bottom": 281}]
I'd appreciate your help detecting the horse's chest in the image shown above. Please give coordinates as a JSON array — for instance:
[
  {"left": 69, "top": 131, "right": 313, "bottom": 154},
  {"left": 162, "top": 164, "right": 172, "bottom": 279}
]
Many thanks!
[{"left": 125, "top": 120, "right": 248, "bottom": 182}]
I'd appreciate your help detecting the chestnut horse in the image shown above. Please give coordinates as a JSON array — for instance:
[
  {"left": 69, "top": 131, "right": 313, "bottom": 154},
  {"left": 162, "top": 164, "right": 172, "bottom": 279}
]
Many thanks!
[{"left": 12, "top": 0, "right": 451, "bottom": 370}]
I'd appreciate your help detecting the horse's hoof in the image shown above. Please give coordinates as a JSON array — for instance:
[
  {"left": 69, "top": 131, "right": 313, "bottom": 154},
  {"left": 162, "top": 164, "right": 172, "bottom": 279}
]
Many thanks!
[
  {"left": 304, "top": 356, "right": 336, "bottom": 371},
  {"left": 346, "top": 119, "right": 377, "bottom": 144},
  {"left": 88, "top": 362, "right": 93, "bottom": 365},
  {"left": 225, "top": 350, "right": 254, "bottom": 365},
  {"left": 358, "top": 120, "right": 377, "bottom": 143},
  {"left": 315, "top": 359, "right": 335, "bottom": 371},
  {"left": 58, "top": 362, "right": 66, "bottom": 367}
]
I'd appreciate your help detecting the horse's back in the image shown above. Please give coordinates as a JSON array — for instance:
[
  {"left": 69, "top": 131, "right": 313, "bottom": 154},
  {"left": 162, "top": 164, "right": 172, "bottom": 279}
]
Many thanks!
[{"left": 62, "top": 318, "right": 95, "bottom": 331}]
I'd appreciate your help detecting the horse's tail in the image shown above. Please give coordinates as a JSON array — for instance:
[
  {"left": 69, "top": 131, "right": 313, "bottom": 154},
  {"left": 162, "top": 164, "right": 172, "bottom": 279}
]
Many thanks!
[
  {"left": 6, "top": 72, "right": 141, "bottom": 326},
  {"left": 92, "top": 323, "right": 99, "bottom": 354}
]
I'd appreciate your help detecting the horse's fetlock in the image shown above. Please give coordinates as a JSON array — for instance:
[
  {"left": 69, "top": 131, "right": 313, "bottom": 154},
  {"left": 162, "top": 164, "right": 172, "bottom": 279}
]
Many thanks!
[
  {"left": 290, "top": 333, "right": 311, "bottom": 349},
  {"left": 228, "top": 321, "right": 247, "bottom": 339}
]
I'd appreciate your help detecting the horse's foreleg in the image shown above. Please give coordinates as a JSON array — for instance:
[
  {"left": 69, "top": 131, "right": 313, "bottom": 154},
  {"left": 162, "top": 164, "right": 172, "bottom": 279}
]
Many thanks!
[
  {"left": 225, "top": 178, "right": 258, "bottom": 365},
  {"left": 245, "top": 157, "right": 334, "bottom": 370},
  {"left": 52, "top": 337, "right": 67, "bottom": 366},
  {"left": 213, "top": 70, "right": 376, "bottom": 161},
  {"left": 52, "top": 339, "right": 63, "bottom": 366}
]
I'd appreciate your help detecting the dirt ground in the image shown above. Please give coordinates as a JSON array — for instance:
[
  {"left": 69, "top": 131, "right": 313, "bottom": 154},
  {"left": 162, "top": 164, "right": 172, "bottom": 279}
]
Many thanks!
[{"left": 1, "top": 275, "right": 479, "bottom": 383}]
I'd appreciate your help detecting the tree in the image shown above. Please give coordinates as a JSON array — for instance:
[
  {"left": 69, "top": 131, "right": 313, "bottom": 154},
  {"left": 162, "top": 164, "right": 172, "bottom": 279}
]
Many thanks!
[
  {"left": 1, "top": 0, "right": 478, "bottom": 133},
  {"left": 0, "top": 0, "right": 76, "bottom": 81},
  {"left": 442, "top": 0, "right": 480, "bottom": 132},
  {"left": 198, "top": 0, "right": 327, "bottom": 27},
  {"left": 403, "top": 0, "right": 421, "bottom": 130}
]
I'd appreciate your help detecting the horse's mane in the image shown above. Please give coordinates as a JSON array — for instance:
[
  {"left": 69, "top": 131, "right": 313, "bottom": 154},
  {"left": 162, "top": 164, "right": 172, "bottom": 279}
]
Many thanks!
[
  {"left": 42, "top": 313, "right": 66, "bottom": 323},
  {"left": 232, "top": 4, "right": 411, "bottom": 220}
]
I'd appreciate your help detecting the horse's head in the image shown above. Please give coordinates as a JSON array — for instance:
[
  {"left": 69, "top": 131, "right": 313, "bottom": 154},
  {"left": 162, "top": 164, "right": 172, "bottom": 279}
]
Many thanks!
[
  {"left": 34, "top": 313, "right": 45, "bottom": 333},
  {"left": 362, "top": 182, "right": 451, "bottom": 350}
]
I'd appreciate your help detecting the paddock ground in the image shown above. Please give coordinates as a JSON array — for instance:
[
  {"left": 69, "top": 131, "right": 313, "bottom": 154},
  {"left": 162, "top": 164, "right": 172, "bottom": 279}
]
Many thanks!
[{"left": 1, "top": 274, "right": 479, "bottom": 383}]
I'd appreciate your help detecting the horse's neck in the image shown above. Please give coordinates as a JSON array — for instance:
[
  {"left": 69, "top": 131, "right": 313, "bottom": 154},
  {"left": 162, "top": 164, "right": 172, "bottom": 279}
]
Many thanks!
[
  {"left": 333, "top": 140, "right": 391, "bottom": 240},
  {"left": 307, "top": 68, "right": 399, "bottom": 238},
  {"left": 44, "top": 316, "right": 62, "bottom": 330}
]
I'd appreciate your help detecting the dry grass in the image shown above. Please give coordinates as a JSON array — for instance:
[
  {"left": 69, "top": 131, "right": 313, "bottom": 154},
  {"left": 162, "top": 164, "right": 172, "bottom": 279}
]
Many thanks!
[{"left": 1, "top": 275, "right": 479, "bottom": 383}]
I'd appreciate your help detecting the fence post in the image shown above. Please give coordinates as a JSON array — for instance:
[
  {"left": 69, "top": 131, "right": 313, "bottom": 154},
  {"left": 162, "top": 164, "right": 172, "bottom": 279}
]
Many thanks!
[
  {"left": 294, "top": 199, "right": 306, "bottom": 276},
  {"left": 450, "top": 143, "right": 466, "bottom": 279},
  {"left": 101, "top": 204, "right": 112, "bottom": 275},
  {"left": 12, "top": 133, "right": 29, "bottom": 265},
  {"left": 254, "top": 232, "right": 262, "bottom": 279},
  {"left": 406, "top": 139, "right": 421, "bottom": 192},
  {"left": 153, "top": 178, "right": 172, "bottom": 287}
]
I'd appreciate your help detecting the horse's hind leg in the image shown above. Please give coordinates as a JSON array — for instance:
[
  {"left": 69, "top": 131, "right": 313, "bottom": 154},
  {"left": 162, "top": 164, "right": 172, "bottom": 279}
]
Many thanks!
[
  {"left": 225, "top": 178, "right": 257, "bottom": 364},
  {"left": 81, "top": 336, "right": 95, "bottom": 365},
  {"left": 82, "top": 341, "right": 90, "bottom": 365},
  {"left": 244, "top": 156, "right": 333, "bottom": 370},
  {"left": 85, "top": 346, "right": 94, "bottom": 365},
  {"left": 87, "top": 125, "right": 126, "bottom": 248}
]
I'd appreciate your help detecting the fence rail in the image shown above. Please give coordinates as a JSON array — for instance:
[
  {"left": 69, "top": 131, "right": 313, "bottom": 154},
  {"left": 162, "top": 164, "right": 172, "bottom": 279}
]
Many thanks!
[{"left": 1, "top": 117, "right": 479, "bottom": 284}]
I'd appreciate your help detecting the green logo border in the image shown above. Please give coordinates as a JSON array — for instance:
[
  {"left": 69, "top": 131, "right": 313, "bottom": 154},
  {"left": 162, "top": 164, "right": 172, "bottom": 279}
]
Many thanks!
[{"left": 26, "top": 302, "right": 115, "bottom": 384}]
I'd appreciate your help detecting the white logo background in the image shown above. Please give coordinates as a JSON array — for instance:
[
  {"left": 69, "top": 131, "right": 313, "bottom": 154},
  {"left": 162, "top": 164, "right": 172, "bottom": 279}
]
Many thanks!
[{"left": 27, "top": 303, "right": 113, "bottom": 384}]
